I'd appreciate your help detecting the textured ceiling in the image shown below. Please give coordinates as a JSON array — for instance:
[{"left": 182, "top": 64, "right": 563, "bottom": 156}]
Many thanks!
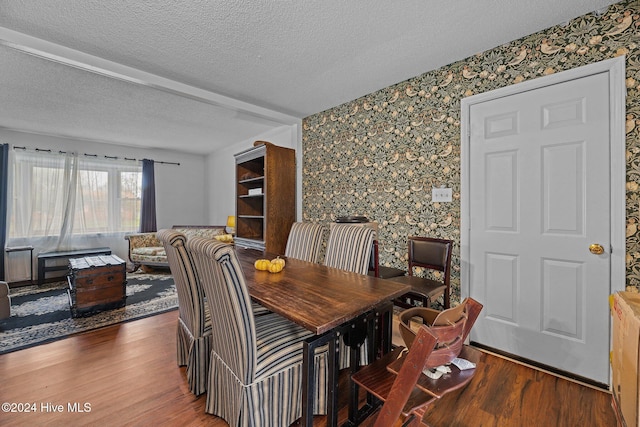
[{"left": 0, "top": 0, "right": 620, "bottom": 154}]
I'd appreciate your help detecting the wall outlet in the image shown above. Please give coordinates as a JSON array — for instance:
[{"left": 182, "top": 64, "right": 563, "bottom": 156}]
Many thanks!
[{"left": 432, "top": 187, "right": 453, "bottom": 203}]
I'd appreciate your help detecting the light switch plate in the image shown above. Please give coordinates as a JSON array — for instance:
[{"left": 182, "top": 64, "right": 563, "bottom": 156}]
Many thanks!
[{"left": 432, "top": 187, "right": 453, "bottom": 202}]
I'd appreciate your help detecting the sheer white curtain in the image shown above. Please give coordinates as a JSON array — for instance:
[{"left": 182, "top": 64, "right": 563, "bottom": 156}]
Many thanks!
[
  {"left": 7, "top": 149, "right": 142, "bottom": 276},
  {"left": 9, "top": 149, "right": 70, "bottom": 249}
]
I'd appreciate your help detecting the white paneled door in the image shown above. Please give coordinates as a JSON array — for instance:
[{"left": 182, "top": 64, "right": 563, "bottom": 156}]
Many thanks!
[{"left": 467, "top": 71, "right": 613, "bottom": 385}]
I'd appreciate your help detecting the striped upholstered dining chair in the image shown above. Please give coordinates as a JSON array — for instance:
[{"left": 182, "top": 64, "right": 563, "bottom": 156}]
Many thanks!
[
  {"left": 324, "top": 224, "right": 375, "bottom": 275},
  {"left": 185, "top": 237, "right": 328, "bottom": 427},
  {"left": 324, "top": 223, "right": 376, "bottom": 369},
  {"left": 157, "top": 229, "right": 211, "bottom": 396},
  {"left": 158, "top": 229, "right": 270, "bottom": 396},
  {"left": 284, "top": 221, "right": 326, "bottom": 263}
]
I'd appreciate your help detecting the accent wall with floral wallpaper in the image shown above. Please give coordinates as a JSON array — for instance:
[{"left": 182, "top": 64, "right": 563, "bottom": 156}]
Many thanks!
[{"left": 301, "top": 0, "right": 640, "bottom": 303}]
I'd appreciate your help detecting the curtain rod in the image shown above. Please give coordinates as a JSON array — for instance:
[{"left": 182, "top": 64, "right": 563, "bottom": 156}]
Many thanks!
[{"left": 12, "top": 146, "right": 180, "bottom": 166}]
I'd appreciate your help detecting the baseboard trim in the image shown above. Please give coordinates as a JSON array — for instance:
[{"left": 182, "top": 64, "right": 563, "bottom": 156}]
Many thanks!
[{"left": 470, "top": 341, "right": 611, "bottom": 392}]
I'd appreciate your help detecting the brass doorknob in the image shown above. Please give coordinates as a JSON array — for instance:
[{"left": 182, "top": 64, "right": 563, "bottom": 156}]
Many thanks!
[{"left": 589, "top": 244, "right": 605, "bottom": 255}]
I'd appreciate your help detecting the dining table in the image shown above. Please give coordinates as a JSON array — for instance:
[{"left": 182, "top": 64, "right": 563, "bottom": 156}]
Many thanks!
[{"left": 234, "top": 246, "right": 411, "bottom": 427}]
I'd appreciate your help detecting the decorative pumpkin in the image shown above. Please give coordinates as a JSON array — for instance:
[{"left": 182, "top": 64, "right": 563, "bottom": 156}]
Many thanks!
[
  {"left": 270, "top": 256, "right": 286, "bottom": 269},
  {"left": 268, "top": 261, "right": 284, "bottom": 273},
  {"left": 214, "top": 234, "right": 234, "bottom": 243},
  {"left": 254, "top": 259, "right": 271, "bottom": 271}
]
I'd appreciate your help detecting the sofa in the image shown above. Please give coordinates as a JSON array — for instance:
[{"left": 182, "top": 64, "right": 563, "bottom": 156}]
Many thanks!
[
  {"left": 125, "top": 225, "right": 230, "bottom": 270},
  {"left": 0, "top": 281, "right": 10, "bottom": 319}
]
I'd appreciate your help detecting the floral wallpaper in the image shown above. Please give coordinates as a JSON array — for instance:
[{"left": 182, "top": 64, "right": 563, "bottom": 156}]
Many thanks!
[{"left": 302, "top": 0, "right": 640, "bottom": 303}]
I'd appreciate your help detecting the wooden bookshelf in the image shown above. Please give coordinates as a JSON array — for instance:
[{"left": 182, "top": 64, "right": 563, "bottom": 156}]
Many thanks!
[{"left": 234, "top": 142, "right": 295, "bottom": 254}]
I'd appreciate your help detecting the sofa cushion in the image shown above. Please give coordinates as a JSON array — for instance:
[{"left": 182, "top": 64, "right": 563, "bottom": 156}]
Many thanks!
[
  {"left": 175, "top": 227, "right": 226, "bottom": 240},
  {"left": 132, "top": 246, "right": 167, "bottom": 257},
  {"left": 130, "top": 253, "right": 169, "bottom": 264}
]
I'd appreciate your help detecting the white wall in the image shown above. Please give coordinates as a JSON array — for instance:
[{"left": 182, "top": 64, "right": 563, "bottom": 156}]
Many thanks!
[
  {"left": 206, "top": 123, "right": 301, "bottom": 225},
  {"left": 1, "top": 124, "right": 301, "bottom": 282},
  {"left": 1, "top": 129, "right": 208, "bottom": 280}
]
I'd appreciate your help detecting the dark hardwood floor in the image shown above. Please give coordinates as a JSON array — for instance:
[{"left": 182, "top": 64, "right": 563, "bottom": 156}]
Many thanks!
[{"left": 0, "top": 310, "right": 617, "bottom": 426}]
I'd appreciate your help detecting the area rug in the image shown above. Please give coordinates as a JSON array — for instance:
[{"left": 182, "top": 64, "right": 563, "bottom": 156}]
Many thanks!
[{"left": 0, "top": 272, "right": 177, "bottom": 355}]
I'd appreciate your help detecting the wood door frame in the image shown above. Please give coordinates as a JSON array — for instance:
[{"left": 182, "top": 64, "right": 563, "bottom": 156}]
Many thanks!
[{"left": 460, "top": 56, "right": 626, "bottom": 304}]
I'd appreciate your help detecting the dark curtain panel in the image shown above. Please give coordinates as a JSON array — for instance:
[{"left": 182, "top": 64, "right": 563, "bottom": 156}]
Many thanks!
[
  {"left": 140, "top": 159, "right": 157, "bottom": 233},
  {"left": 0, "top": 144, "right": 8, "bottom": 280}
]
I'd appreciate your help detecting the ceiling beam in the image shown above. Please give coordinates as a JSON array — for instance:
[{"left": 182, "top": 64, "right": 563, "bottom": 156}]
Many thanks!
[{"left": 0, "top": 26, "right": 300, "bottom": 127}]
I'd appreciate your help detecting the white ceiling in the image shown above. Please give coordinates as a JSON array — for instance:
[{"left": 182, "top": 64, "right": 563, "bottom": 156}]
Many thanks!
[{"left": 0, "top": 0, "right": 620, "bottom": 155}]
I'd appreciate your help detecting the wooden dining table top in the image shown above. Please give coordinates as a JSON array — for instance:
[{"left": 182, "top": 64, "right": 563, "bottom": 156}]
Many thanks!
[{"left": 234, "top": 246, "right": 411, "bottom": 335}]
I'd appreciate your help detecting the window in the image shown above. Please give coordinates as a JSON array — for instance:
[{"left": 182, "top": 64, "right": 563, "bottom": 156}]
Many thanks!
[
  {"left": 9, "top": 149, "right": 142, "bottom": 239},
  {"left": 120, "top": 171, "right": 142, "bottom": 231}
]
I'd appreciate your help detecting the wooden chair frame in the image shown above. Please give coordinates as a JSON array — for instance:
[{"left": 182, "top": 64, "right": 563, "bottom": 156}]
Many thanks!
[
  {"left": 393, "top": 236, "right": 453, "bottom": 309},
  {"left": 352, "top": 298, "right": 483, "bottom": 426}
]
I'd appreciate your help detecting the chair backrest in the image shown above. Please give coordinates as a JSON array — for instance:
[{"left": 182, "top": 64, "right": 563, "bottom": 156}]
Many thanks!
[
  {"left": 186, "top": 236, "right": 257, "bottom": 384},
  {"left": 368, "top": 240, "right": 379, "bottom": 276},
  {"left": 407, "top": 236, "right": 453, "bottom": 276},
  {"left": 398, "top": 297, "right": 483, "bottom": 369},
  {"left": 373, "top": 324, "right": 439, "bottom": 427},
  {"left": 284, "top": 222, "right": 326, "bottom": 263},
  {"left": 157, "top": 228, "right": 207, "bottom": 337},
  {"left": 324, "top": 224, "right": 375, "bottom": 275}
]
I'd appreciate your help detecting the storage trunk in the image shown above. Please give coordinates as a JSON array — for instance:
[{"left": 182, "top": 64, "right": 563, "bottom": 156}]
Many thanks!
[
  {"left": 611, "top": 291, "right": 640, "bottom": 427},
  {"left": 68, "top": 255, "right": 126, "bottom": 317}
]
